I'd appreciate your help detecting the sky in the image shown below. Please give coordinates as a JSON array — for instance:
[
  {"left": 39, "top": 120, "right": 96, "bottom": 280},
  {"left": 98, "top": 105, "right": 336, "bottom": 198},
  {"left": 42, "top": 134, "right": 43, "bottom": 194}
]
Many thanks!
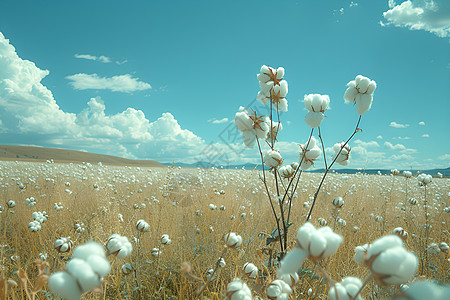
[{"left": 0, "top": 0, "right": 449, "bottom": 170}]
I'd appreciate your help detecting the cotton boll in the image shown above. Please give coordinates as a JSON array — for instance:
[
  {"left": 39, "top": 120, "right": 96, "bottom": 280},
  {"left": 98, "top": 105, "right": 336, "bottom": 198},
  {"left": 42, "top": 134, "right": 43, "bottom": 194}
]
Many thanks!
[
  {"left": 278, "top": 248, "right": 308, "bottom": 277},
  {"left": 354, "top": 244, "right": 369, "bottom": 263},
  {"left": 276, "top": 67, "right": 285, "bottom": 79},
  {"left": 309, "top": 233, "right": 327, "bottom": 257},
  {"left": 344, "top": 86, "right": 358, "bottom": 103},
  {"left": 368, "top": 235, "right": 403, "bottom": 258},
  {"left": 319, "top": 228, "right": 343, "bottom": 258},
  {"left": 305, "top": 111, "right": 324, "bottom": 128},
  {"left": 73, "top": 242, "right": 105, "bottom": 261},
  {"left": 300, "top": 160, "right": 314, "bottom": 170},
  {"left": 329, "top": 283, "right": 349, "bottom": 300},
  {"left": 257, "top": 73, "right": 270, "bottom": 83},
  {"left": 296, "top": 223, "right": 316, "bottom": 250},
  {"left": 310, "top": 94, "right": 324, "bottom": 112},
  {"left": 65, "top": 258, "right": 99, "bottom": 292},
  {"left": 366, "top": 80, "right": 377, "bottom": 94},
  {"left": 275, "top": 98, "right": 288, "bottom": 112},
  {"left": 260, "top": 65, "right": 270, "bottom": 75},
  {"left": 85, "top": 255, "right": 111, "bottom": 277},
  {"left": 304, "top": 94, "right": 313, "bottom": 111},
  {"left": 355, "top": 94, "right": 372, "bottom": 115},
  {"left": 279, "top": 80, "right": 288, "bottom": 96},
  {"left": 257, "top": 91, "right": 270, "bottom": 105},
  {"left": 242, "top": 130, "right": 256, "bottom": 148},
  {"left": 305, "top": 147, "right": 322, "bottom": 160},
  {"left": 48, "top": 271, "right": 82, "bottom": 300},
  {"left": 235, "top": 112, "right": 253, "bottom": 132},
  {"left": 356, "top": 76, "right": 370, "bottom": 93}
]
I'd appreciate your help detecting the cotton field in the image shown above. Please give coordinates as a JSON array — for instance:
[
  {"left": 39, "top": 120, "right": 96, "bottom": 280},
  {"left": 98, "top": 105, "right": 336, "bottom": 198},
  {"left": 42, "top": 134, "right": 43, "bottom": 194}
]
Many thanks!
[{"left": 0, "top": 160, "right": 448, "bottom": 299}]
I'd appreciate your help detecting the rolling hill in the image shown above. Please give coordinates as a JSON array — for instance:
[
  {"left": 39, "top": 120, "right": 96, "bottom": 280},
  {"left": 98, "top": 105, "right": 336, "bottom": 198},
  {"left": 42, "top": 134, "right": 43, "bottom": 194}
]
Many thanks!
[{"left": 0, "top": 145, "right": 164, "bottom": 167}]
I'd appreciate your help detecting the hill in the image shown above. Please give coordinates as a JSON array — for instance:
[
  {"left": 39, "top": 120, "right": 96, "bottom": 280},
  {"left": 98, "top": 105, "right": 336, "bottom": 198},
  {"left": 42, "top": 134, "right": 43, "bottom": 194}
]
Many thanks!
[{"left": 0, "top": 145, "right": 164, "bottom": 167}]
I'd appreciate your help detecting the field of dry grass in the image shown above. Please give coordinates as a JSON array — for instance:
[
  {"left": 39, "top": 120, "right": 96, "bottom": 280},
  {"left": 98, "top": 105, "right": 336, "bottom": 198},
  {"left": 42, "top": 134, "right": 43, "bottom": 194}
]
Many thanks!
[{"left": 0, "top": 160, "right": 448, "bottom": 299}]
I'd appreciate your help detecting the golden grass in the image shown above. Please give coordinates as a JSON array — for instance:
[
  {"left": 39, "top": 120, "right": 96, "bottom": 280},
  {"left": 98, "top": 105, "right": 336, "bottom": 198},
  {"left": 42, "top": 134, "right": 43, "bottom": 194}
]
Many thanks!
[{"left": 0, "top": 161, "right": 448, "bottom": 299}]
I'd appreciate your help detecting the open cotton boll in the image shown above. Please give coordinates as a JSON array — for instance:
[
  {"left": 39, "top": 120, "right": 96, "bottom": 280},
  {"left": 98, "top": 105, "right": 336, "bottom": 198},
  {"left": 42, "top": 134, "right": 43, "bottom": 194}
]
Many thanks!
[
  {"left": 354, "top": 244, "right": 369, "bottom": 263},
  {"left": 355, "top": 93, "right": 373, "bottom": 115},
  {"left": 309, "top": 233, "right": 327, "bottom": 257},
  {"left": 296, "top": 222, "right": 316, "bottom": 250},
  {"left": 305, "top": 111, "right": 324, "bottom": 128},
  {"left": 235, "top": 111, "right": 254, "bottom": 132},
  {"left": 276, "top": 67, "right": 285, "bottom": 79},
  {"left": 264, "top": 150, "right": 283, "bottom": 169},
  {"left": 344, "top": 85, "right": 358, "bottom": 103},
  {"left": 366, "top": 80, "right": 377, "bottom": 94},
  {"left": 257, "top": 91, "right": 270, "bottom": 105},
  {"left": 267, "top": 280, "right": 292, "bottom": 299},
  {"left": 278, "top": 248, "right": 308, "bottom": 277},
  {"left": 48, "top": 271, "right": 82, "bottom": 300},
  {"left": 356, "top": 76, "right": 370, "bottom": 93},
  {"left": 329, "top": 277, "right": 363, "bottom": 300},
  {"left": 65, "top": 258, "right": 100, "bottom": 292},
  {"left": 305, "top": 146, "right": 321, "bottom": 160},
  {"left": 372, "top": 248, "right": 418, "bottom": 285},
  {"left": 226, "top": 278, "right": 252, "bottom": 300},
  {"left": 257, "top": 73, "right": 270, "bottom": 83},
  {"left": 242, "top": 130, "right": 256, "bottom": 148},
  {"left": 317, "top": 227, "right": 344, "bottom": 258},
  {"left": 85, "top": 255, "right": 111, "bottom": 277},
  {"left": 274, "top": 98, "right": 288, "bottom": 112},
  {"left": 260, "top": 64, "right": 271, "bottom": 75},
  {"left": 367, "top": 235, "right": 403, "bottom": 258},
  {"left": 301, "top": 136, "right": 317, "bottom": 150},
  {"left": 73, "top": 242, "right": 105, "bottom": 261}
]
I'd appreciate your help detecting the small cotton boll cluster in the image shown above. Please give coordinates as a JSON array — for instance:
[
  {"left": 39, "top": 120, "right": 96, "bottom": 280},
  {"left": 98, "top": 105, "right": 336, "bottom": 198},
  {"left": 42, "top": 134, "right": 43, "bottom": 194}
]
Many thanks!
[
  {"left": 393, "top": 227, "right": 408, "bottom": 241},
  {"left": 75, "top": 223, "right": 85, "bottom": 233},
  {"left": 209, "top": 204, "right": 217, "bottom": 210},
  {"left": 151, "top": 248, "right": 161, "bottom": 257},
  {"left": 226, "top": 278, "right": 252, "bottom": 300},
  {"left": 224, "top": 232, "right": 243, "bottom": 249},
  {"left": 267, "top": 279, "right": 292, "bottom": 300},
  {"left": 329, "top": 277, "right": 363, "bottom": 300},
  {"left": 303, "top": 94, "right": 330, "bottom": 128},
  {"left": 161, "top": 234, "right": 171, "bottom": 245},
  {"left": 344, "top": 75, "right": 376, "bottom": 115},
  {"left": 106, "top": 234, "right": 132, "bottom": 258},
  {"left": 7, "top": 200, "right": 15, "bottom": 208},
  {"left": 32, "top": 211, "right": 48, "bottom": 223},
  {"left": 257, "top": 65, "right": 288, "bottom": 111},
  {"left": 279, "top": 165, "right": 294, "bottom": 178},
  {"left": 28, "top": 220, "right": 41, "bottom": 232},
  {"left": 391, "top": 169, "right": 400, "bottom": 175},
  {"left": 55, "top": 237, "right": 74, "bottom": 253},
  {"left": 299, "top": 136, "right": 321, "bottom": 170},
  {"left": 278, "top": 272, "right": 299, "bottom": 289},
  {"left": 278, "top": 223, "right": 343, "bottom": 277},
  {"left": 267, "top": 121, "right": 283, "bottom": 142},
  {"left": 264, "top": 150, "right": 283, "bottom": 169},
  {"left": 440, "top": 242, "right": 449, "bottom": 251},
  {"left": 427, "top": 243, "right": 440, "bottom": 255},
  {"left": 332, "top": 142, "right": 351, "bottom": 166},
  {"left": 121, "top": 263, "right": 132, "bottom": 275},
  {"left": 54, "top": 202, "right": 63, "bottom": 211},
  {"left": 418, "top": 174, "right": 432, "bottom": 186},
  {"left": 242, "top": 262, "right": 258, "bottom": 279},
  {"left": 354, "top": 244, "right": 369, "bottom": 263},
  {"left": 26, "top": 197, "right": 36, "bottom": 207},
  {"left": 136, "top": 219, "right": 150, "bottom": 232},
  {"left": 318, "top": 218, "right": 327, "bottom": 226},
  {"left": 403, "top": 171, "right": 412, "bottom": 178},
  {"left": 48, "top": 242, "right": 111, "bottom": 300},
  {"left": 364, "top": 235, "right": 418, "bottom": 285},
  {"left": 235, "top": 108, "right": 270, "bottom": 148}
]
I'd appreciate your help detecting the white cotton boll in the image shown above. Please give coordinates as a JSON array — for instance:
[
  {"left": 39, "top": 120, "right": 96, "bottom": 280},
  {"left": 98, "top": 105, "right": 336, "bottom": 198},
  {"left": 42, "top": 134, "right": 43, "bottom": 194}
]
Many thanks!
[
  {"left": 355, "top": 93, "right": 372, "bottom": 115},
  {"left": 278, "top": 272, "right": 299, "bottom": 288},
  {"left": 366, "top": 80, "right": 376, "bottom": 94},
  {"left": 305, "top": 111, "right": 324, "bottom": 128},
  {"left": 264, "top": 150, "right": 283, "bottom": 169},
  {"left": 304, "top": 94, "right": 313, "bottom": 111},
  {"left": 329, "top": 283, "right": 350, "bottom": 300},
  {"left": 257, "top": 73, "right": 270, "bottom": 83},
  {"left": 267, "top": 280, "right": 292, "bottom": 298},
  {"left": 368, "top": 235, "right": 403, "bottom": 258},
  {"left": 305, "top": 146, "right": 322, "bottom": 160},
  {"left": 296, "top": 222, "right": 316, "bottom": 250},
  {"left": 279, "top": 80, "right": 288, "bottom": 96},
  {"left": 242, "top": 130, "right": 256, "bottom": 148},
  {"left": 354, "top": 244, "right": 369, "bottom": 263},
  {"left": 275, "top": 98, "right": 288, "bottom": 112},
  {"left": 276, "top": 67, "right": 285, "bottom": 79},
  {"left": 65, "top": 258, "right": 99, "bottom": 292},
  {"left": 319, "top": 228, "right": 344, "bottom": 258},
  {"left": 309, "top": 233, "right": 327, "bottom": 257},
  {"left": 260, "top": 65, "right": 270, "bottom": 75},
  {"left": 356, "top": 76, "right": 370, "bottom": 93},
  {"left": 300, "top": 160, "right": 314, "bottom": 171},
  {"left": 278, "top": 248, "right": 308, "bottom": 277},
  {"left": 235, "top": 112, "right": 253, "bottom": 132},
  {"left": 85, "top": 255, "right": 111, "bottom": 277},
  {"left": 48, "top": 271, "right": 82, "bottom": 300},
  {"left": 344, "top": 86, "right": 358, "bottom": 103},
  {"left": 372, "top": 247, "right": 406, "bottom": 275},
  {"left": 226, "top": 279, "right": 252, "bottom": 300},
  {"left": 73, "top": 242, "right": 105, "bottom": 261},
  {"left": 311, "top": 94, "right": 323, "bottom": 112},
  {"left": 257, "top": 91, "right": 270, "bottom": 105}
]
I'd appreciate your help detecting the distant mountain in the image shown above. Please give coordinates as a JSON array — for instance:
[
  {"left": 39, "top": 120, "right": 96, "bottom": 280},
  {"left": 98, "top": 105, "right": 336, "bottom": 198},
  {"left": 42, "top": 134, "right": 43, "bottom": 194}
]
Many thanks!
[
  {"left": 0, "top": 145, "right": 164, "bottom": 167},
  {"left": 165, "top": 161, "right": 450, "bottom": 176}
]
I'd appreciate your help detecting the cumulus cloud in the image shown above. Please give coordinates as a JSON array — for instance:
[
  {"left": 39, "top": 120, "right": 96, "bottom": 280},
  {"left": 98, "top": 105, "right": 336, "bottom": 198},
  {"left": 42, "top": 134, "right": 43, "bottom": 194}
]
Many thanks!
[
  {"left": 390, "top": 154, "right": 414, "bottom": 161},
  {"left": 377, "top": 135, "right": 383, "bottom": 139},
  {"left": 422, "top": 133, "right": 430, "bottom": 137},
  {"left": 438, "top": 154, "right": 450, "bottom": 160},
  {"left": 74, "top": 54, "right": 111, "bottom": 63},
  {"left": 384, "top": 141, "right": 406, "bottom": 150},
  {"left": 382, "top": 0, "right": 450, "bottom": 38},
  {"left": 401, "top": 148, "right": 417, "bottom": 154},
  {"left": 396, "top": 136, "right": 411, "bottom": 140},
  {"left": 0, "top": 32, "right": 211, "bottom": 163},
  {"left": 66, "top": 73, "right": 151, "bottom": 93},
  {"left": 209, "top": 118, "right": 229, "bottom": 124},
  {"left": 419, "top": 121, "right": 425, "bottom": 125},
  {"left": 390, "top": 121, "right": 410, "bottom": 128},
  {"left": 354, "top": 139, "right": 380, "bottom": 148}
]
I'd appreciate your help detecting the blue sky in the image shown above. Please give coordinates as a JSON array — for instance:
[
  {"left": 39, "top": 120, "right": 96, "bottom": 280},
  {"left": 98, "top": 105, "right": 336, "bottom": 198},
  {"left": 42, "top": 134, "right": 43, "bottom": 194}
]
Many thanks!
[{"left": 0, "top": 0, "right": 449, "bottom": 169}]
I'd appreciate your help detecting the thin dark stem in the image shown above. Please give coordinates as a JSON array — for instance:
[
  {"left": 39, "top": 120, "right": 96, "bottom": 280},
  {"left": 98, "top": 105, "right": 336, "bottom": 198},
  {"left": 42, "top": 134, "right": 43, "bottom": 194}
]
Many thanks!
[
  {"left": 286, "top": 168, "right": 302, "bottom": 224},
  {"left": 306, "top": 116, "right": 362, "bottom": 221},
  {"left": 318, "top": 126, "right": 328, "bottom": 170},
  {"left": 256, "top": 137, "right": 284, "bottom": 253}
]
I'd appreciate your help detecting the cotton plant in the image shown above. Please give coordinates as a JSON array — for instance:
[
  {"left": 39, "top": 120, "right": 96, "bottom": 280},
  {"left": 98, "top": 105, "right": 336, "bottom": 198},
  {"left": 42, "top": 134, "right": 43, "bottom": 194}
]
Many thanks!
[
  {"left": 303, "top": 93, "right": 330, "bottom": 128},
  {"left": 344, "top": 74, "right": 376, "bottom": 115},
  {"left": 106, "top": 234, "right": 132, "bottom": 258}
]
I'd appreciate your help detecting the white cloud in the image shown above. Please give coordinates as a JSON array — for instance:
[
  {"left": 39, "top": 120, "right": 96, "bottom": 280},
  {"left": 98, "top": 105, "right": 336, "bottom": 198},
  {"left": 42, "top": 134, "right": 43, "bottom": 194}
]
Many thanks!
[
  {"left": 401, "top": 148, "right": 417, "bottom": 154},
  {"left": 384, "top": 141, "right": 406, "bottom": 150},
  {"left": 74, "top": 54, "right": 112, "bottom": 63},
  {"left": 66, "top": 73, "right": 151, "bottom": 93},
  {"left": 390, "top": 154, "right": 414, "bottom": 161},
  {"left": 209, "top": 118, "right": 229, "bottom": 124},
  {"left": 390, "top": 121, "right": 410, "bottom": 128},
  {"left": 350, "top": 1, "right": 358, "bottom": 7},
  {"left": 377, "top": 135, "right": 383, "bottom": 139},
  {"left": 354, "top": 139, "right": 380, "bottom": 148},
  {"left": 419, "top": 121, "right": 425, "bottom": 125},
  {"left": 422, "top": 133, "right": 430, "bottom": 137},
  {"left": 396, "top": 136, "right": 411, "bottom": 140},
  {"left": 382, "top": 0, "right": 450, "bottom": 38},
  {"left": 438, "top": 154, "right": 450, "bottom": 160}
]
